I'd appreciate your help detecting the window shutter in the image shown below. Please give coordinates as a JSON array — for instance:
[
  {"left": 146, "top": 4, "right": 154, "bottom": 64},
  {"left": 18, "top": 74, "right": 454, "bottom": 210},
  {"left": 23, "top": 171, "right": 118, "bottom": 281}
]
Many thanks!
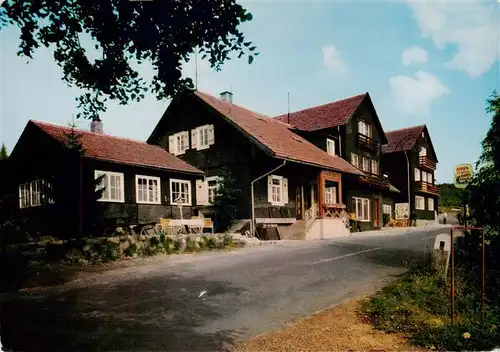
[
  {"left": 196, "top": 179, "right": 208, "bottom": 205},
  {"left": 168, "top": 135, "right": 175, "bottom": 154},
  {"left": 282, "top": 178, "right": 289, "bottom": 204},
  {"left": 208, "top": 124, "right": 215, "bottom": 145},
  {"left": 191, "top": 128, "right": 198, "bottom": 150},
  {"left": 182, "top": 131, "right": 189, "bottom": 152},
  {"left": 267, "top": 175, "right": 273, "bottom": 203}
]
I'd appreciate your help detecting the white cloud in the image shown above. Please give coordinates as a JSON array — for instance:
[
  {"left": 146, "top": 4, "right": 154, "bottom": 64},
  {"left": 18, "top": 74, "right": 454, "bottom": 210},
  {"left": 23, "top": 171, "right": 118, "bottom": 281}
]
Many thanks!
[
  {"left": 402, "top": 46, "right": 429, "bottom": 66},
  {"left": 322, "top": 45, "right": 349, "bottom": 74},
  {"left": 389, "top": 71, "right": 449, "bottom": 116},
  {"left": 406, "top": 0, "right": 500, "bottom": 78}
]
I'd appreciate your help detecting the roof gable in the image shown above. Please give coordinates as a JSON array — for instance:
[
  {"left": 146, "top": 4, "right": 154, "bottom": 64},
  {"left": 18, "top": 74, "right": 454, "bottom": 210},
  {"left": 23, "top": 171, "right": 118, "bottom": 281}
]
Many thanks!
[
  {"left": 191, "top": 91, "right": 364, "bottom": 176},
  {"left": 275, "top": 93, "right": 367, "bottom": 131},
  {"left": 29, "top": 120, "right": 203, "bottom": 174},
  {"left": 382, "top": 125, "right": 438, "bottom": 162}
]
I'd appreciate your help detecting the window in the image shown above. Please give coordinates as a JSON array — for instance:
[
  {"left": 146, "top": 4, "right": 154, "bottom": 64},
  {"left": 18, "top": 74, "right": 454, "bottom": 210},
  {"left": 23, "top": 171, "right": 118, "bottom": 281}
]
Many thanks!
[
  {"left": 419, "top": 146, "right": 427, "bottom": 157},
  {"left": 383, "top": 204, "right": 392, "bottom": 217},
  {"left": 135, "top": 175, "right": 161, "bottom": 204},
  {"left": 267, "top": 175, "right": 288, "bottom": 206},
  {"left": 358, "top": 120, "right": 372, "bottom": 137},
  {"left": 427, "top": 172, "right": 433, "bottom": 184},
  {"left": 19, "top": 183, "right": 30, "bottom": 209},
  {"left": 43, "top": 180, "right": 55, "bottom": 204},
  {"left": 414, "top": 168, "right": 421, "bottom": 181},
  {"left": 170, "top": 179, "right": 191, "bottom": 205},
  {"left": 168, "top": 131, "right": 189, "bottom": 155},
  {"left": 95, "top": 171, "right": 125, "bottom": 202},
  {"left": 30, "top": 180, "right": 42, "bottom": 206},
  {"left": 324, "top": 186, "right": 337, "bottom": 205},
  {"left": 422, "top": 171, "right": 428, "bottom": 183},
  {"left": 362, "top": 157, "right": 370, "bottom": 172},
  {"left": 326, "top": 139, "right": 335, "bottom": 156},
  {"left": 428, "top": 198, "right": 435, "bottom": 211},
  {"left": 353, "top": 197, "right": 370, "bottom": 221},
  {"left": 191, "top": 125, "right": 215, "bottom": 150},
  {"left": 351, "top": 153, "right": 359, "bottom": 168},
  {"left": 415, "top": 195, "right": 425, "bottom": 210},
  {"left": 207, "top": 176, "right": 222, "bottom": 203},
  {"left": 371, "top": 160, "right": 378, "bottom": 174}
]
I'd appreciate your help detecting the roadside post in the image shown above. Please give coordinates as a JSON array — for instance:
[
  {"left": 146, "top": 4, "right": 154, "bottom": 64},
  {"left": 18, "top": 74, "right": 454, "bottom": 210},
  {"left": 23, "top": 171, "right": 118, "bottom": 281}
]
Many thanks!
[{"left": 449, "top": 226, "right": 485, "bottom": 324}]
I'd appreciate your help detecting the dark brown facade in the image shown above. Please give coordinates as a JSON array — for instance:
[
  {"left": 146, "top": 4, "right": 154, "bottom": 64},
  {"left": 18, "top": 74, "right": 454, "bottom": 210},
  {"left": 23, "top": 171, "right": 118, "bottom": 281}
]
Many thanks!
[{"left": 381, "top": 126, "right": 439, "bottom": 221}]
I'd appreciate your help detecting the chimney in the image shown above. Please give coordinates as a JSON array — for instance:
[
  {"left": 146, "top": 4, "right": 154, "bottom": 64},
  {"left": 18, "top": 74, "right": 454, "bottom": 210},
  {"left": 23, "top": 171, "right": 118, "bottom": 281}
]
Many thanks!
[
  {"left": 90, "top": 117, "right": 103, "bottom": 134},
  {"left": 220, "top": 91, "right": 233, "bottom": 104}
]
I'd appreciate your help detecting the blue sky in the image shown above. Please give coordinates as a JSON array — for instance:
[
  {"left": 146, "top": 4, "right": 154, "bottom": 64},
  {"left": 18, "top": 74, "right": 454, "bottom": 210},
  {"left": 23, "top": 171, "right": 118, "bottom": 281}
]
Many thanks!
[{"left": 1, "top": 0, "right": 499, "bottom": 183}]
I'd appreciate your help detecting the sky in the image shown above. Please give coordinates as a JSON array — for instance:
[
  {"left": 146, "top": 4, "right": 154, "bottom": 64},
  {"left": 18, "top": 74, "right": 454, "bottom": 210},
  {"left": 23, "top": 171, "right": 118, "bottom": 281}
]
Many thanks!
[{"left": 1, "top": 0, "right": 499, "bottom": 183}]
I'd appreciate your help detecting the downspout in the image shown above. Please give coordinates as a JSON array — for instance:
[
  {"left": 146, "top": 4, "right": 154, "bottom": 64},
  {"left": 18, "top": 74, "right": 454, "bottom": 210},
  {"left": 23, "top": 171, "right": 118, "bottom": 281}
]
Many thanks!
[
  {"left": 250, "top": 159, "right": 287, "bottom": 237},
  {"left": 405, "top": 151, "right": 411, "bottom": 217},
  {"left": 338, "top": 126, "right": 342, "bottom": 157}
]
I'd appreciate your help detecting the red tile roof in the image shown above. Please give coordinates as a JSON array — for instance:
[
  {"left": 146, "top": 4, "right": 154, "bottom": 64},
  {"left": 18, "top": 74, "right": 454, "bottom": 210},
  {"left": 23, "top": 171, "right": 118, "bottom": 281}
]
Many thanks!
[
  {"left": 274, "top": 93, "right": 367, "bottom": 131},
  {"left": 382, "top": 125, "right": 426, "bottom": 154},
  {"left": 193, "top": 91, "right": 364, "bottom": 176},
  {"left": 31, "top": 120, "right": 203, "bottom": 174}
]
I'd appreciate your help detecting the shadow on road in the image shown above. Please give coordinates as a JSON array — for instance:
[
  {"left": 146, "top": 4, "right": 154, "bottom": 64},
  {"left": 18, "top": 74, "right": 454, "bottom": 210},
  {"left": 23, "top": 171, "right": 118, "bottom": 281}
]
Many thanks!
[{"left": 1, "top": 274, "right": 243, "bottom": 351}]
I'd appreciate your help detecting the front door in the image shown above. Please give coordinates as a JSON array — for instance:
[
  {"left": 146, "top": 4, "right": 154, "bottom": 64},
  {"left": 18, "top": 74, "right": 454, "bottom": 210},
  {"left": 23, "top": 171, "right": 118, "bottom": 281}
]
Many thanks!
[{"left": 374, "top": 199, "right": 380, "bottom": 227}]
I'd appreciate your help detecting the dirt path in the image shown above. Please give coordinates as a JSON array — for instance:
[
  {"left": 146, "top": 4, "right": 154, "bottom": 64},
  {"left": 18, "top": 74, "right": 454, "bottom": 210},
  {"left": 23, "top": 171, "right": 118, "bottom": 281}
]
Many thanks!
[{"left": 232, "top": 298, "right": 428, "bottom": 352}]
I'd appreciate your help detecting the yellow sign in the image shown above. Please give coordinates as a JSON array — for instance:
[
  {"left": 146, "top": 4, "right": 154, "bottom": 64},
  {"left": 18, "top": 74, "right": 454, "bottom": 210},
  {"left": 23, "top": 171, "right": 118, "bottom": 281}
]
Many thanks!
[{"left": 454, "top": 164, "right": 473, "bottom": 189}]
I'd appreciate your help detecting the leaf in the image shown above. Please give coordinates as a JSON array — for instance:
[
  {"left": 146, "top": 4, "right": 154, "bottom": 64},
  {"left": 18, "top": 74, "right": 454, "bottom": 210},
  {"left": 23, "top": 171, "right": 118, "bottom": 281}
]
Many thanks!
[
  {"left": 248, "top": 55, "right": 253, "bottom": 64},
  {"left": 249, "top": 46, "right": 256, "bottom": 51}
]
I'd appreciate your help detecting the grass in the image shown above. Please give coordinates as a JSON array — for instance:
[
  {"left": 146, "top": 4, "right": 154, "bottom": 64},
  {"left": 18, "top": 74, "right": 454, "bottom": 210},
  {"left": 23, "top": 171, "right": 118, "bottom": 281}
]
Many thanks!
[{"left": 359, "top": 264, "right": 500, "bottom": 351}]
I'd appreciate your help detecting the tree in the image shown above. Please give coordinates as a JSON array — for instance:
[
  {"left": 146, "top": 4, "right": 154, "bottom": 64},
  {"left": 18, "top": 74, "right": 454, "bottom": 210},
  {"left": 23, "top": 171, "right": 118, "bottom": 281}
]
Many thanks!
[
  {"left": 467, "top": 91, "right": 500, "bottom": 232},
  {"left": 0, "top": 0, "right": 257, "bottom": 119},
  {"left": 210, "top": 167, "right": 240, "bottom": 233},
  {"left": 0, "top": 143, "right": 8, "bottom": 160}
]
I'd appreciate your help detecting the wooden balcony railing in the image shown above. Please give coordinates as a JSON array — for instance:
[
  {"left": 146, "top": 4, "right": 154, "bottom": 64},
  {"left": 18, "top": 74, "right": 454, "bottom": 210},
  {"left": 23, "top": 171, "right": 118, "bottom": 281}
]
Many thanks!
[
  {"left": 415, "top": 181, "right": 440, "bottom": 195},
  {"left": 360, "top": 172, "right": 388, "bottom": 189},
  {"left": 419, "top": 156, "right": 437, "bottom": 171},
  {"left": 358, "top": 133, "right": 379, "bottom": 151}
]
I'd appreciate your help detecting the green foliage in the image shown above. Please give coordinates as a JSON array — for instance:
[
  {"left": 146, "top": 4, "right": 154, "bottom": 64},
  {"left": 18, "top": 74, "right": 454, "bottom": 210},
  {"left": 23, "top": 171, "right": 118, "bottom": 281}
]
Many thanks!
[
  {"left": 185, "top": 236, "right": 197, "bottom": 252},
  {"left": 467, "top": 91, "right": 500, "bottom": 232},
  {"left": 210, "top": 167, "right": 241, "bottom": 232},
  {"left": 360, "top": 264, "right": 500, "bottom": 351},
  {"left": 123, "top": 243, "right": 137, "bottom": 257},
  {"left": 204, "top": 236, "right": 217, "bottom": 250},
  {"left": 382, "top": 213, "right": 390, "bottom": 226},
  {"left": 0, "top": 0, "right": 257, "bottom": 119},
  {"left": 64, "top": 122, "right": 86, "bottom": 155},
  {"left": 438, "top": 183, "right": 466, "bottom": 208},
  {"left": 0, "top": 143, "right": 8, "bottom": 160}
]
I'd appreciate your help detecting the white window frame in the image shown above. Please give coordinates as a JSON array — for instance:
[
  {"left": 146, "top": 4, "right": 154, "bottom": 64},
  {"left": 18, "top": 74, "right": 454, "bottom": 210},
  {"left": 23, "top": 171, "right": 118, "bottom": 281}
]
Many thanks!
[
  {"left": 428, "top": 198, "right": 435, "bottom": 211},
  {"left": 198, "top": 125, "right": 211, "bottom": 150},
  {"left": 271, "top": 175, "right": 283, "bottom": 205},
  {"left": 95, "top": 170, "right": 125, "bottom": 203},
  {"left": 362, "top": 157, "right": 370, "bottom": 172},
  {"left": 371, "top": 159, "right": 378, "bottom": 175},
  {"left": 324, "top": 186, "right": 337, "bottom": 205},
  {"left": 19, "top": 182, "right": 31, "bottom": 209},
  {"left": 383, "top": 204, "right": 392, "bottom": 217},
  {"left": 353, "top": 197, "right": 370, "bottom": 221},
  {"left": 351, "top": 153, "right": 359, "bottom": 168},
  {"left": 419, "top": 146, "right": 427, "bottom": 157},
  {"left": 169, "top": 178, "right": 192, "bottom": 206},
  {"left": 30, "top": 180, "right": 42, "bottom": 207},
  {"left": 415, "top": 195, "right": 425, "bottom": 210},
  {"left": 135, "top": 175, "right": 161, "bottom": 205},
  {"left": 358, "top": 120, "right": 372, "bottom": 138},
  {"left": 207, "top": 176, "right": 222, "bottom": 204},
  {"left": 414, "top": 168, "right": 421, "bottom": 181},
  {"left": 326, "top": 138, "right": 335, "bottom": 156},
  {"left": 427, "top": 172, "right": 433, "bottom": 184}
]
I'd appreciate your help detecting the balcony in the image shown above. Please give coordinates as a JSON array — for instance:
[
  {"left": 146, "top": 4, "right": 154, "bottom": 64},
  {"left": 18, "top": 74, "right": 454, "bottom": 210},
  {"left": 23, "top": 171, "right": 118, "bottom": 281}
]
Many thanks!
[
  {"left": 358, "top": 133, "right": 379, "bottom": 152},
  {"left": 415, "top": 181, "right": 440, "bottom": 195},
  {"left": 360, "top": 172, "right": 388, "bottom": 189},
  {"left": 419, "top": 156, "right": 436, "bottom": 171}
]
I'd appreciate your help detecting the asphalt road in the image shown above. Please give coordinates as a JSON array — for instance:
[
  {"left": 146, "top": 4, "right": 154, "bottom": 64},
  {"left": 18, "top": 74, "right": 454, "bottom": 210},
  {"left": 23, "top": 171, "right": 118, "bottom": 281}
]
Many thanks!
[{"left": 1, "top": 226, "right": 449, "bottom": 352}]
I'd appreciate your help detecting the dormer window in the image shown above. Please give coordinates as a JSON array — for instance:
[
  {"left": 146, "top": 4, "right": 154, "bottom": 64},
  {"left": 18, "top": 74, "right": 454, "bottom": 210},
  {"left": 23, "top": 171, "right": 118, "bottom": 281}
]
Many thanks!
[
  {"left": 326, "top": 138, "right": 335, "bottom": 156},
  {"left": 358, "top": 120, "right": 372, "bottom": 138}
]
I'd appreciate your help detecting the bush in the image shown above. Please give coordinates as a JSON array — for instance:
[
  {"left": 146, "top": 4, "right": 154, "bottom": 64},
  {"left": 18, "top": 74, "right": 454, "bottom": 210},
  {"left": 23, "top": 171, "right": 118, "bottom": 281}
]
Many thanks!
[
  {"left": 123, "top": 243, "right": 137, "bottom": 257},
  {"left": 382, "top": 213, "right": 390, "bottom": 226}
]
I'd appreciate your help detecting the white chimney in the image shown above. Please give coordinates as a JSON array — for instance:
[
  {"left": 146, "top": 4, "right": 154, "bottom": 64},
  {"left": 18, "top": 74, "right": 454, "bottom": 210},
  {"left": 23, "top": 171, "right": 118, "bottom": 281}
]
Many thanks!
[
  {"left": 220, "top": 91, "right": 233, "bottom": 104},
  {"left": 90, "top": 117, "right": 103, "bottom": 134}
]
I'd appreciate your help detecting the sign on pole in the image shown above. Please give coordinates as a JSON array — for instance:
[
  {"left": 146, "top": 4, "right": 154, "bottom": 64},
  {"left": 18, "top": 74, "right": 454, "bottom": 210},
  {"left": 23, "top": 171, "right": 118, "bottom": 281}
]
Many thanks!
[{"left": 453, "top": 164, "right": 473, "bottom": 189}]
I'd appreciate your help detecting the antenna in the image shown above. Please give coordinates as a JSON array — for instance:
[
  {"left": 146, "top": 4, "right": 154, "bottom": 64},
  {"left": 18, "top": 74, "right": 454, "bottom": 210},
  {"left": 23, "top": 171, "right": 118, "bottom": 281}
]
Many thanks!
[
  {"left": 287, "top": 92, "right": 290, "bottom": 124},
  {"left": 194, "top": 49, "right": 198, "bottom": 90}
]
